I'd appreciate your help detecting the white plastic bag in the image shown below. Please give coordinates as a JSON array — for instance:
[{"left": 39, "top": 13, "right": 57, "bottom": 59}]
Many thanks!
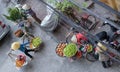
[{"left": 40, "top": 5, "right": 58, "bottom": 31}]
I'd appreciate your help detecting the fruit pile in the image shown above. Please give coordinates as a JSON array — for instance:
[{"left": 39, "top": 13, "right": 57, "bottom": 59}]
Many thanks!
[{"left": 56, "top": 42, "right": 67, "bottom": 57}]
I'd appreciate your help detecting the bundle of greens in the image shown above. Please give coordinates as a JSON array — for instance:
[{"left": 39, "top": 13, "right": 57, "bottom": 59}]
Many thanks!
[
  {"left": 56, "top": 0, "right": 81, "bottom": 23},
  {"left": 32, "top": 37, "right": 42, "bottom": 48},
  {"left": 63, "top": 43, "right": 77, "bottom": 57},
  {"left": 4, "top": 8, "right": 24, "bottom": 22},
  {"left": 56, "top": 0, "right": 78, "bottom": 12}
]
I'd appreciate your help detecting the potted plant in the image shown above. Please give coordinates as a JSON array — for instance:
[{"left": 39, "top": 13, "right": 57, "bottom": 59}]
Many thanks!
[{"left": 4, "top": 7, "right": 26, "bottom": 24}]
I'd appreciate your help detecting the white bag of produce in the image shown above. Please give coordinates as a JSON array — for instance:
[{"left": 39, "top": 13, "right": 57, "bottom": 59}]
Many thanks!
[{"left": 40, "top": 4, "right": 58, "bottom": 31}]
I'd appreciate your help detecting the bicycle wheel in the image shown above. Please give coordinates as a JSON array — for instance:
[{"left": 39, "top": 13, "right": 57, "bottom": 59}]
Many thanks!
[{"left": 85, "top": 52, "right": 98, "bottom": 62}]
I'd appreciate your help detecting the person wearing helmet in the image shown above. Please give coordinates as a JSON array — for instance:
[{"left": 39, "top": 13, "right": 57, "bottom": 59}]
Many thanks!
[
  {"left": 22, "top": 4, "right": 41, "bottom": 24},
  {"left": 9, "top": 42, "right": 34, "bottom": 60}
]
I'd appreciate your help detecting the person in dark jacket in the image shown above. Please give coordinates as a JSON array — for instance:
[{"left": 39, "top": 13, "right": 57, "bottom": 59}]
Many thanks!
[{"left": 95, "top": 42, "right": 112, "bottom": 68}]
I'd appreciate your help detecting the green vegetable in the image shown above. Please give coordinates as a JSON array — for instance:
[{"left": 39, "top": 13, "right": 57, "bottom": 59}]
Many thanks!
[
  {"left": 63, "top": 43, "right": 77, "bottom": 57},
  {"left": 51, "top": 0, "right": 81, "bottom": 23},
  {"left": 4, "top": 8, "right": 25, "bottom": 22},
  {"left": 48, "top": 0, "right": 82, "bottom": 25},
  {"left": 32, "top": 37, "right": 42, "bottom": 48}
]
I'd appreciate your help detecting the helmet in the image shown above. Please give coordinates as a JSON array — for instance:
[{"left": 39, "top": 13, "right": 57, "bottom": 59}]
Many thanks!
[
  {"left": 22, "top": 4, "right": 31, "bottom": 10},
  {"left": 11, "top": 42, "right": 20, "bottom": 50}
]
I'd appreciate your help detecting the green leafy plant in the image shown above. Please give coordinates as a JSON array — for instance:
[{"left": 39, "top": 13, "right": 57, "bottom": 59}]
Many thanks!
[
  {"left": 58, "top": 0, "right": 80, "bottom": 22},
  {"left": 4, "top": 8, "right": 24, "bottom": 22},
  {"left": 56, "top": 0, "right": 79, "bottom": 12},
  {"left": 48, "top": 0, "right": 81, "bottom": 23}
]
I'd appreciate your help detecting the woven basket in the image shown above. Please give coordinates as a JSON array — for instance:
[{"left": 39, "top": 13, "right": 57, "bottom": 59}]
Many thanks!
[
  {"left": 14, "top": 29, "right": 24, "bottom": 37},
  {"left": 55, "top": 42, "right": 67, "bottom": 57}
]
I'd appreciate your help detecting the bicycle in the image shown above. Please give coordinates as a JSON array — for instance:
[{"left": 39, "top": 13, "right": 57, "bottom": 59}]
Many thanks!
[{"left": 55, "top": 27, "right": 98, "bottom": 62}]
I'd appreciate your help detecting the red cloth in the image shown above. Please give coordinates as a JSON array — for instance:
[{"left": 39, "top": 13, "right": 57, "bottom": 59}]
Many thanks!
[
  {"left": 76, "top": 33, "right": 87, "bottom": 44},
  {"left": 76, "top": 51, "right": 82, "bottom": 59}
]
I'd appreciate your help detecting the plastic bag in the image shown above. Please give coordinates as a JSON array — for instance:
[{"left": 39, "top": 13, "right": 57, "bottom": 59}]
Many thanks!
[{"left": 40, "top": 5, "right": 58, "bottom": 31}]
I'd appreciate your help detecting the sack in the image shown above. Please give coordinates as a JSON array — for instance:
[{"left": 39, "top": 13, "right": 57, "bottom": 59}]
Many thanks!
[{"left": 40, "top": 6, "right": 58, "bottom": 31}]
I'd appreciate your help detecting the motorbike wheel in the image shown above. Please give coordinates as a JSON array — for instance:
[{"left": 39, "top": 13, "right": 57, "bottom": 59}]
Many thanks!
[{"left": 85, "top": 52, "right": 98, "bottom": 62}]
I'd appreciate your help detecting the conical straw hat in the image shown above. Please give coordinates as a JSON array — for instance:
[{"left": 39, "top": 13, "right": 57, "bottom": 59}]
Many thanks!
[{"left": 11, "top": 42, "right": 20, "bottom": 50}]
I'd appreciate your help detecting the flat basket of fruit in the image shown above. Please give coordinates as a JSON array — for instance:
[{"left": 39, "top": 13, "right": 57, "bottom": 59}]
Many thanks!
[
  {"left": 55, "top": 42, "right": 67, "bottom": 57},
  {"left": 14, "top": 29, "right": 24, "bottom": 38},
  {"left": 30, "top": 37, "right": 42, "bottom": 49}
]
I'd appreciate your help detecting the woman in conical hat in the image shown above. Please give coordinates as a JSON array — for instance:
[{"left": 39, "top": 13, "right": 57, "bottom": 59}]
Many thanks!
[{"left": 9, "top": 42, "right": 35, "bottom": 60}]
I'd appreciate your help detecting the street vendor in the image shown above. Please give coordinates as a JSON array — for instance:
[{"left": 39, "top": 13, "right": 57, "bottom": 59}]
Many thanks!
[
  {"left": 8, "top": 42, "right": 35, "bottom": 60},
  {"left": 22, "top": 4, "right": 41, "bottom": 23},
  {"left": 95, "top": 42, "right": 112, "bottom": 68}
]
